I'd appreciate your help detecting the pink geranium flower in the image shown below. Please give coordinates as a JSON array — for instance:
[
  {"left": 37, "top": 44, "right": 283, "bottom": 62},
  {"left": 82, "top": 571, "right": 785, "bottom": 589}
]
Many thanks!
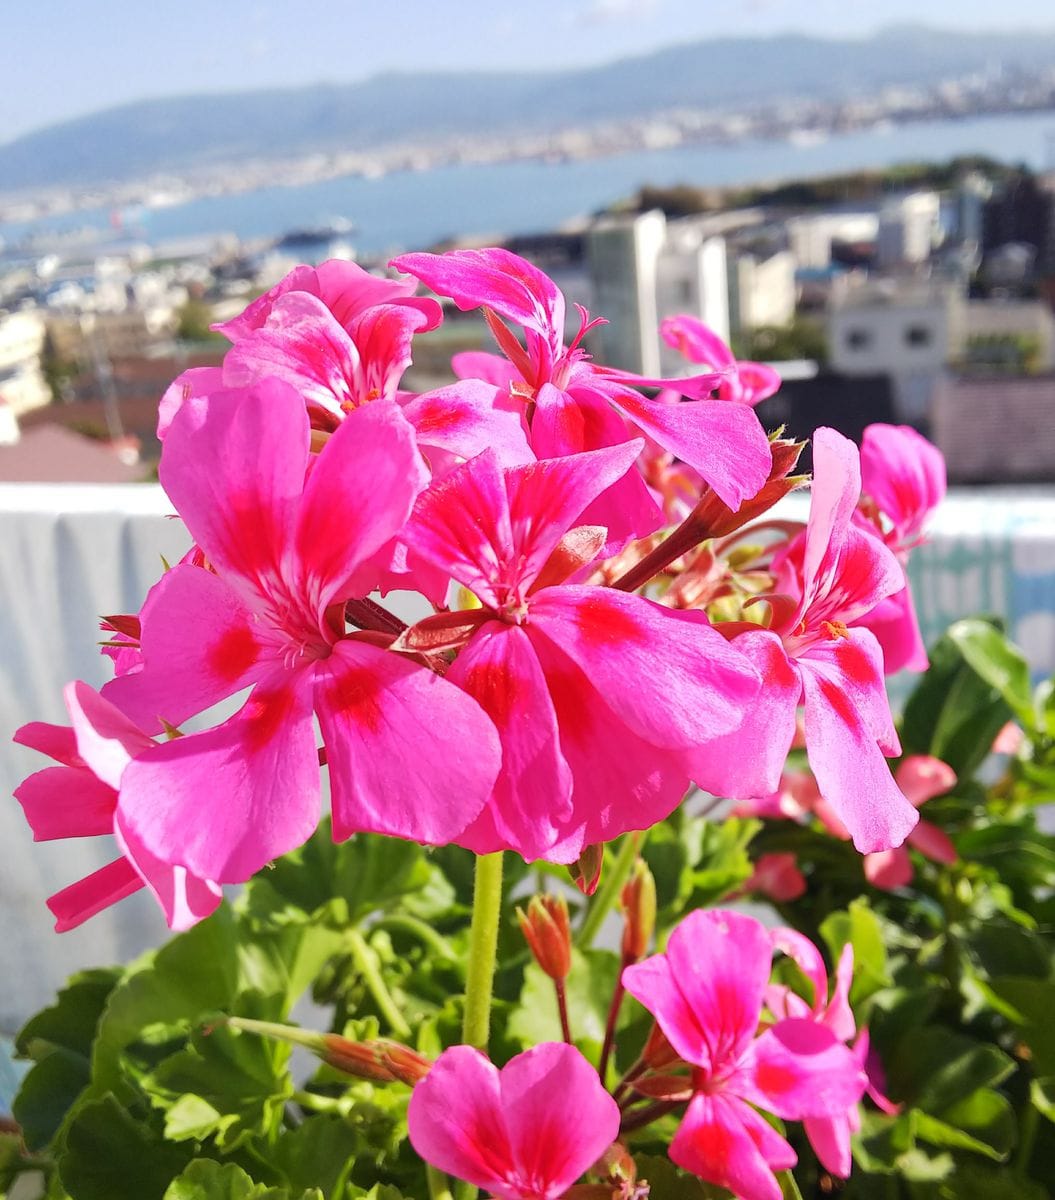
[
  {"left": 401, "top": 444, "right": 760, "bottom": 862},
  {"left": 692, "top": 427, "right": 918, "bottom": 853},
  {"left": 391, "top": 247, "right": 772, "bottom": 548},
  {"left": 408, "top": 1043, "right": 620, "bottom": 1200},
  {"left": 864, "top": 755, "right": 957, "bottom": 889},
  {"left": 14, "top": 682, "right": 221, "bottom": 931},
  {"left": 855, "top": 423, "right": 946, "bottom": 673},
  {"left": 104, "top": 380, "right": 501, "bottom": 885},
  {"left": 660, "top": 314, "right": 782, "bottom": 407},
  {"left": 623, "top": 910, "right": 865, "bottom": 1200}
]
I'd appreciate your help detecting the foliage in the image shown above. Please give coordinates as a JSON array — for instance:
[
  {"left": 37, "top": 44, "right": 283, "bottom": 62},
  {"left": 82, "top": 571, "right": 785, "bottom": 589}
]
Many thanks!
[{"left": 4, "top": 619, "right": 1055, "bottom": 1199}]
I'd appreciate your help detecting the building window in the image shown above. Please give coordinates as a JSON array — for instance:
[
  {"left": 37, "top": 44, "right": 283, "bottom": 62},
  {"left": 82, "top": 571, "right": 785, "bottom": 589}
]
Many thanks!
[
  {"left": 905, "top": 324, "right": 932, "bottom": 347},
  {"left": 845, "top": 327, "right": 871, "bottom": 350}
]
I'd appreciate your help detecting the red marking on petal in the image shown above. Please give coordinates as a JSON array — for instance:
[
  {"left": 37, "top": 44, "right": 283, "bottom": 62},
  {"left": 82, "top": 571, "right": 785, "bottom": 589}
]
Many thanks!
[
  {"left": 413, "top": 401, "right": 462, "bottom": 434},
  {"left": 539, "top": 665, "right": 593, "bottom": 742},
  {"left": 836, "top": 639, "right": 874, "bottom": 686},
  {"left": 242, "top": 687, "right": 297, "bottom": 750},
  {"left": 817, "top": 676, "right": 856, "bottom": 726},
  {"left": 327, "top": 664, "right": 384, "bottom": 733},
  {"left": 208, "top": 625, "right": 260, "bottom": 683},
  {"left": 754, "top": 1058, "right": 797, "bottom": 1096},
  {"left": 572, "top": 595, "right": 642, "bottom": 646},
  {"left": 464, "top": 658, "right": 517, "bottom": 725}
]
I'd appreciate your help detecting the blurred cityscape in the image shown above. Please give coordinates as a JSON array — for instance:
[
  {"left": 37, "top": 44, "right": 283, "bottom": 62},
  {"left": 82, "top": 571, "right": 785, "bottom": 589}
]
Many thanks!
[{"left": 2, "top": 152, "right": 1055, "bottom": 485}]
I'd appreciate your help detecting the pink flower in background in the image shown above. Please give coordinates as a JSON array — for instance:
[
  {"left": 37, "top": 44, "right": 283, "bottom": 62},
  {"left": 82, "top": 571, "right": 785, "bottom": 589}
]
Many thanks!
[
  {"left": 105, "top": 381, "right": 501, "bottom": 885},
  {"left": 739, "top": 852, "right": 807, "bottom": 902},
  {"left": 401, "top": 444, "right": 760, "bottom": 862},
  {"left": 865, "top": 755, "right": 957, "bottom": 889},
  {"left": 408, "top": 1042, "right": 620, "bottom": 1200},
  {"left": 856, "top": 423, "right": 946, "bottom": 674},
  {"left": 14, "top": 682, "right": 221, "bottom": 931},
  {"left": 623, "top": 910, "right": 865, "bottom": 1200},
  {"left": 660, "top": 314, "right": 782, "bottom": 407},
  {"left": 392, "top": 247, "right": 773, "bottom": 548},
  {"left": 693, "top": 427, "right": 918, "bottom": 853}
]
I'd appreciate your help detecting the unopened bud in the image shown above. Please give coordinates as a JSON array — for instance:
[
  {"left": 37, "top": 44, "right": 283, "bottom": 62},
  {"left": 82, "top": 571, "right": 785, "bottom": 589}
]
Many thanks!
[
  {"left": 517, "top": 894, "right": 572, "bottom": 981},
  {"left": 620, "top": 860, "right": 656, "bottom": 963},
  {"left": 569, "top": 843, "right": 604, "bottom": 895},
  {"left": 694, "top": 432, "right": 807, "bottom": 540}
]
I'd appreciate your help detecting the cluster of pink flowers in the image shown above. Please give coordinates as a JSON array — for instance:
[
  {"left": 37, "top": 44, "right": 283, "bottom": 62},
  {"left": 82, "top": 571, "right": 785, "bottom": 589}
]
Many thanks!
[
  {"left": 14, "top": 249, "right": 943, "bottom": 928},
  {"left": 12, "top": 247, "right": 947, "bottom": 1194},
  {"left": 408, "top": 908, "right": 891, "bottom": 1200}
]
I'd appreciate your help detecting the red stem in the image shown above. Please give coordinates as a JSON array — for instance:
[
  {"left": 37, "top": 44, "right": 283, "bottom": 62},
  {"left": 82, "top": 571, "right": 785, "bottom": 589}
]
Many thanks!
[
  {"left": 554, "top": 978, "right": 573, "bottom": 1045},
  {"left": 344, "top": 597, "right": 408, "bottom": 636},
  {"left": 609, "top": 514, "right": 707, "bottom": 593},
  {"left": 598, "top": 972, "right": 627, "bottom": 1083},
  {"left": 619, "top": 1099, "right": 681, "bottom": 1133}
]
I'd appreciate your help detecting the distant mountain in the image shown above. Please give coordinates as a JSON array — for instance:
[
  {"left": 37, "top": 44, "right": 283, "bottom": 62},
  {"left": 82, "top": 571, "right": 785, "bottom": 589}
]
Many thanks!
[{"left": 3, "top": 24, "right": 1055, "bottom": 192}]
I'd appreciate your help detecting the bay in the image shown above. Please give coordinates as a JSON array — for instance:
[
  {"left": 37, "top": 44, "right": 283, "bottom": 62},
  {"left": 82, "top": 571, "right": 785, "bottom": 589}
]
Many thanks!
[{"left": 3, "top": 109, "right": 1054, "bottom": 256}]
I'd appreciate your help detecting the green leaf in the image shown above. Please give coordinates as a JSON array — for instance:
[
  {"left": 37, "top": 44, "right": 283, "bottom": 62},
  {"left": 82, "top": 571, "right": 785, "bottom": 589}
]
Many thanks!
[
  {"left": 58, "top": 1095, "right": 191, "bottom": 1200},
  {"left": 1031, "top": 1076, "right": 1055, "bottom": 1124},
  {"left": 912, "top": 1088, "right": 1014, "bottom": 1162},
  {"left": 507, "top": 947, "right": 620, "bottom": 1049},
  {"left": 902, "top": 620, "right": 1014, "bottom": 776},
  {"left": 984, "top": 977, "right": 1055, "bottom": 1075},
  {"left": 143, "top": 991, "right": 293, "bottom": 1150},
  {"left": 820, "top": 898, "right": 890, "bottom": 1004},
  {"left": 162, "top": 1159, "right": 288, "bottom": 1199},
  {"left": 269, "top": 1114, "right": 361, "bottom": 1198},
  {"left": 13, "top": 1051, "right": 92, "bottom": 1153},
  {"left": 947, "top": 619, "right": 1034, "bottom": 728},
  {"left": 885, "top": 1027, "right": 1016, "bottom": 1114}
]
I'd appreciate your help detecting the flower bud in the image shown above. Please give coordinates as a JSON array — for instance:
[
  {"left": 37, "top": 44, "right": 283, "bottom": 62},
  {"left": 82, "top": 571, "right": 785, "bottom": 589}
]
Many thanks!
[
  {"left": 642, "top": 1022, "right": 682, "bottom": 1070},
  {"left": 321, "top": 1035, "right": 432, "bottom": 1085},
  {"left": 569, "top": 843, "right": 604, "bottom": 895},
  {"left": 517, "top": 894, "right": 572, "bottom": 982},
  {"left": 619, "top": 859, "right": 656, "bottom": 963},
  {"left": 694, "top": 431, "right": 807, "bottom": 540}
]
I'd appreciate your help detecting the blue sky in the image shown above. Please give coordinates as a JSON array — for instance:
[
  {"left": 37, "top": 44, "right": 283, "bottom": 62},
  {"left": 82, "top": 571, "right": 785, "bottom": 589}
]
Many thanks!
[{"left": 4, "top": 0, "right": 1055, "bottom": 144}]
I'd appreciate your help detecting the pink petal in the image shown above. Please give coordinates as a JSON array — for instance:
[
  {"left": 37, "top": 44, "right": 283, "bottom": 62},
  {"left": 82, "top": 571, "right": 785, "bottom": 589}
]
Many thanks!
[
  {"left": 345, "top": 300, "right": 436, "bottom": 398},
  {"left": 159, "top": 378, "right": 308, "bottom": 588},
  {"left": 446, "top": 624, "right": 573, "bottom": 861},
  {"left": 451, "top": 349, "right": 520, "bottom": 388},
  {"left": 47, "top": 857, "right": 143, "bottom": 933},
  {"left": 895, "top": 755, "right": 957, "bottom": 808},
  {"left": 401, "top": 381, "right": 532, "bottom": 466},
  {"left": 742, "top": 852, "right": 806, "bottom": 902},
  {"left": 770, "top": 927, "right": 830, "bottom": 1013},
  {"left": 527, "top": 628, "right": 691, "bottom": 860},
  {"left": 102, "top": 564, "right": 269, "bottom": 733},
  {"left": 407, "top": 1046, "right": 516, "bottom": 1197},
  {"left": 392, "top": 248, "right": 565, "bottom": 351},
  {"left": 223, "top": 291, "right": 364, "bottom": 417},
  {"left": 501, "top": 1043, "right": 621, "bottom": 1195},
  {"left": 670, "top": 1092, "right": 787, "bottom": 1200},
  {"left": 118, "top": 676, "right": 320, "bottom": 883},
  {"left": 864, "top": 848, "right": 913, "bottom": 890},
  {"left": 804, "top": 1113, "right": 854, "bottom": 1178},
  {"left": 529, "top": 587, "right": 760, "bottom": 748},
  {"left": 625, "top": 910, "right": 772, "bottom": 1072},
  {"left": 801, "top": 427, "right": 863, "bottom": 604},
  {"left": 799, "top": 631, "right": 918, "bottom": 853},
  {"left": 315, "top": 639, "right": 500, "bottom": 846},
  {"left": 858, "top": 585, "right": 929, "bottom": 675},
  {"left": 741, "top": 1019, "right": 866, "bottom": 1121},
  {"left": 734, "top": 361, "right": 783, "bottom": 406},
  {"left": 294, "top": 399, "right": 428, "bottom": 609},
  {"left": 826, "top": 943, "right": 857, "bottom": 1042},
  {"left": 157, "top": 366, "right": 224, "bottom": 439},
  {"left": 13, "top": 721, "right": 83, "bottom": 767},
  {"left": 114, "top": 811, "right": 222, "bottom": 931},
  {"left": 660, "top": 314, "right": 736, "bottom": 370},
  {"left": 531, "top": 384, "right": 662, "bottom": 551},
  {"left": 689, "top": 629, "right": 800, "bottom": 800},
  {"left": 65, "top": 680, "right": 154, "bottom": 789},
  {"left": 15, "top": 765, "right": 115, "bottom": 841},
  {"left": 908, "top": 819, "right": 958, "bottom": 865},
  {"left": 860, "top": 424, "right": 946, "bottom": 543},
  {"left": 605, "top": 389, "right": 771, "bottom": 511}
]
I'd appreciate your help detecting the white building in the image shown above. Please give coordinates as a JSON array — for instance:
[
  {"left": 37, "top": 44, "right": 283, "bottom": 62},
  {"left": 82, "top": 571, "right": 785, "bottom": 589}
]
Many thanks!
[
  {"left": 828, "top": 279, "right": 966, "bottom": 421},
  {"left": 785, "top": 211, "right": 879, "bottom": 271},
  {"left": 875, "top": 191, "right": 942, "bottom": 269},
  {"left": 0, "top": 309, "right": 49, "bottom": 417},
  {"left": 586, "top": 210, "right": 740, "bottom": 377},
  {"left": 729, "top": 248, "right": 797, "bottom": 337}
]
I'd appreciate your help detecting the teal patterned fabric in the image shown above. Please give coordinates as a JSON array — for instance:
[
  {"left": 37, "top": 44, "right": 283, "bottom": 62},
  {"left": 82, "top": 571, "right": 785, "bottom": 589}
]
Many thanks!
[{"left": 0, "top": 1037, "right": 25, "bottom": 1117}]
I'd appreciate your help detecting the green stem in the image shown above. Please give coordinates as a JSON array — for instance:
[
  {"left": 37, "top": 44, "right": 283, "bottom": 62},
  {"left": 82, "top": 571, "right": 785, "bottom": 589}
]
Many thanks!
[
  {"left": 462, "top": 851, "right": 505, "bottom": 1050},
  {"left": 373, "top": 914, "right": 458, "bottom": 961},
  {"left": 346, "top": 928, "right": 412, "bottom": 1039},
  {"left": 1016, "top": 1095, "right": 1039, "bottom": 1175},
  {"left": 426, "top": 1165, "right": 455, "bottom": 1200},
  {"left": 578, "top": 834, "right": 639, "bottom": 949}
]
